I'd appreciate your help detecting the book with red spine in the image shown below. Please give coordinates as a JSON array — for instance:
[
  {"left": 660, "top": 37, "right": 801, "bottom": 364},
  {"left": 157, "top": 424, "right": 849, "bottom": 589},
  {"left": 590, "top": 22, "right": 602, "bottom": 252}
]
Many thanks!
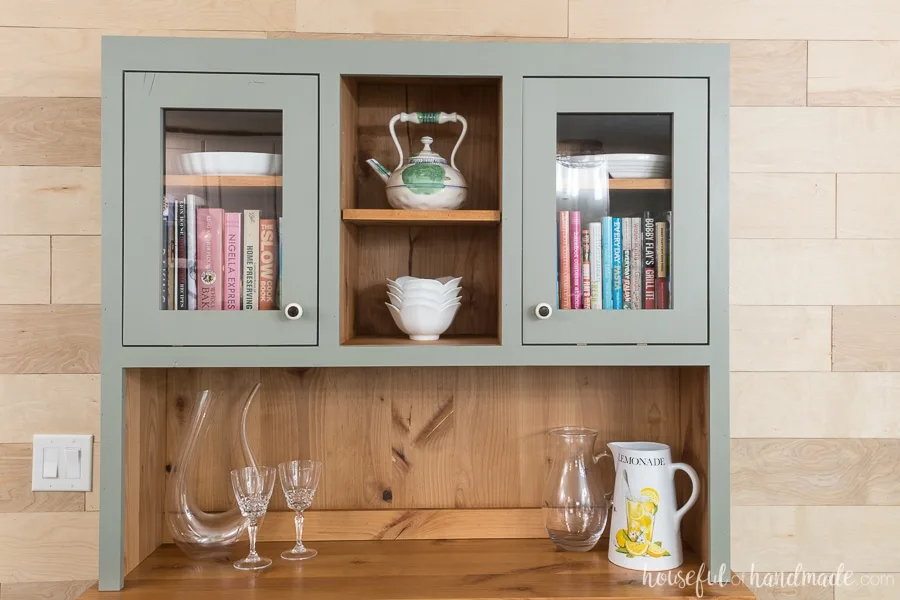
[
  {"left": 197, "top": 208, "right": 224, "bottom": 310},
  {"left": 224, "top": 212, "right": 242, "bottom": 311},
  {"left": 558, "top": 211, "right": 571, "bottom": 309},
  {"left": 642, "top": 211, "right": 656, "bottom": 309},
  {"left": 570, "top": 211, "right": 582, "bottom": 309},
  {"left": 258, "top": 219, "right": 278, "bottom": 310},
  {"left": 656, "top": 220, "right": 669, "bottom": 309},
  {"left": 581, "top": 229, "right": 591, "bottom": 309}
]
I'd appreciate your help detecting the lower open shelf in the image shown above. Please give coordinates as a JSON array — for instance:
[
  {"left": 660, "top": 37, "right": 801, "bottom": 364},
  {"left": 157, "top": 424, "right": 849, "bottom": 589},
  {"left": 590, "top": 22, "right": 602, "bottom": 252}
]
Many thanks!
[{"left": 80, "top": 539, "right": 752, "bottom": 599}]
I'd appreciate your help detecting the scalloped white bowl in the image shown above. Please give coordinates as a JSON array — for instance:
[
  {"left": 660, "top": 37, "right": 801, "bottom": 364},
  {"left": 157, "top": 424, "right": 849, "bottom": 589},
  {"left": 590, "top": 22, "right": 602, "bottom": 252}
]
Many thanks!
[{"left": 385, "top": 302, "right": 460, "bottom": 341}]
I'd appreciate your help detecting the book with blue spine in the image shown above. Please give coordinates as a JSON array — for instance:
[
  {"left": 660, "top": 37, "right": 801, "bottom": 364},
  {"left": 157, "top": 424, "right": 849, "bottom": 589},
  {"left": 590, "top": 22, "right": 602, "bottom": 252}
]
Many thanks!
[
  {"left": 612, "top": 217, "right": 623, "bottom": 309},
  {"left": 601, "top": 216, "right": 613, "bottom": 309}
]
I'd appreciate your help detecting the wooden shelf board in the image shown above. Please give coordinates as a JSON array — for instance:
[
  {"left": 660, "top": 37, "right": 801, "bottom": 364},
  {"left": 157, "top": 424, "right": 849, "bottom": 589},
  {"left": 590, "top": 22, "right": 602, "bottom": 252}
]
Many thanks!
[
  {"left": 79, "top": 539, "right": 753, "bottom": 599},
  {"left": 344, "top": 335, "right": 500, "bottom": 346},
  {"left": 165, "top": 175, "right": 282, "bottom": 188},
  {"left": 608, "top": 178, "right": 671, "bottom": 190},
  {"left": 342, "top": 209, "right": 501, "bottom": 226}
]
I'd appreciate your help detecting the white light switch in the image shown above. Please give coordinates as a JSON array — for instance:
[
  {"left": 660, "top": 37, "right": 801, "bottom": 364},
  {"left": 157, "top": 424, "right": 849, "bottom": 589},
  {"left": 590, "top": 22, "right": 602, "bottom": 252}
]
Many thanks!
[{"left": 32, "top": 434, "right": 93, "bottom": 492}]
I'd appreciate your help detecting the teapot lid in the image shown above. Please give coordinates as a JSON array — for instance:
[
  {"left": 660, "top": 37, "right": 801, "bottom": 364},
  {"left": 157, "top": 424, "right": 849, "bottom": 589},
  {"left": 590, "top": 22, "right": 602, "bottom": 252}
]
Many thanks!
[{"left": 408, "top": 136, "right": 448, "bottom": 165}]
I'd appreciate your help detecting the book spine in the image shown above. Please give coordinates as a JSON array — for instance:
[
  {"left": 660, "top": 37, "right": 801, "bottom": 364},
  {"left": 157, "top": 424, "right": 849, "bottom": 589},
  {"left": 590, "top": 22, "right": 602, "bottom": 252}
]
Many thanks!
[
  {"left": 643, "top": 211, "right": 656, "bottom": 309},
  {"left": 242, "top": 210, "right": 260, "bottom": 310},
  {"left": 630, "top": 217, "right": 642, "bottom": 310},
  {"left": 656, "top": 220, "right": 669, "bottom": 310},
  {"left": 558, "top": 211, "right": 571, "bottom": 309},
  {"left": 277, "top": 216, "right": 284, "bottom": 310},
  {"left": 581, "top": 229, "right": 591, "bottom": 310},
  {"left": 197, "top": 208, "right": 224, "bottom": 310},
  {"left": 186, "top": 194, "right": 199, "bottom": 310},
  {"left": 601, "top": 217, "right": 613, "bottom": 309},
  {"left": 161, "top": 196, "right": 170, "bottom": 310},
  {"left": 612, "top": 217, "right": 623, "bottom": 310},
  {"left": 621, "top": 217, "right": 632, "bottom": 309},
  {"left": 570, "top": 211, "right": 582, "bottom": 309},
  {"left": 176, "top": 199, "right": 187, "bottom": 310},
  {"left": 224, "top": 213, "right": 242, "bottom": 310},
  {"left": 258, "top": 219, "right": 278, "bottom": 310},
  {"left": 589, "top": 222, "right": 603, "bottom": 310},
  {"left": 666, "top": 210, "right": 673, "bottom": 309}
]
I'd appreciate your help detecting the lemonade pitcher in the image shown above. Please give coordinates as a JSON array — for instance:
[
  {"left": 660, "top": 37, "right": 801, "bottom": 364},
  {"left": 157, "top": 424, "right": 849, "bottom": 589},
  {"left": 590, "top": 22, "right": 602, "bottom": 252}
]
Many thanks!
[{"left": 607, "top": 442, "right": 699, "bottom": 571}]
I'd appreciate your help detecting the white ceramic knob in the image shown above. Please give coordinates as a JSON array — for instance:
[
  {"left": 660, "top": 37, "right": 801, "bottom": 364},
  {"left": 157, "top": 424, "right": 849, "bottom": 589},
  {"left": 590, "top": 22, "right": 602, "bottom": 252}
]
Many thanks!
[
  {"left": 535, "top": 303, "right": 553, "bottom": 320},
  {"left": 284, "top": 303, "right": 303, "bottom": 320}
]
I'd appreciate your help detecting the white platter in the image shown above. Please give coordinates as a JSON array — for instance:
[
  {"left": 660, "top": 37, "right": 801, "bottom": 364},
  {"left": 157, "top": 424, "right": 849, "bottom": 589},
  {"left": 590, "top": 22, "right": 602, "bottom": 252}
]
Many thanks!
[{"left": 179, "top": 152, "right": 283, "bottom": 176}]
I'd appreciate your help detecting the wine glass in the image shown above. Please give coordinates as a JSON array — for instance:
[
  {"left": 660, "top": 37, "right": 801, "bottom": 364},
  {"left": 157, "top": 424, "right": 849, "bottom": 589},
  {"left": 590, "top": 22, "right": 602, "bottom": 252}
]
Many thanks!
[
  {"left": 230, "top": 466, "right": 276, "bottom": 570},
  {"left": 277, "top": 460, "right": 323, "bottom": 560}
]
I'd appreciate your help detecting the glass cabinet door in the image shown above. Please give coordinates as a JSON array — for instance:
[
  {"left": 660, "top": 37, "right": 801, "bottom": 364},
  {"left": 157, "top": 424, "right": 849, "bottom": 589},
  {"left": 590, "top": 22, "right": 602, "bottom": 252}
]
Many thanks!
[
  {"left": 123, "top": 72, "right": 318, "bottom": 346},
  {"left": 522, "top": 78, "right": 708, "bottom": 345}
]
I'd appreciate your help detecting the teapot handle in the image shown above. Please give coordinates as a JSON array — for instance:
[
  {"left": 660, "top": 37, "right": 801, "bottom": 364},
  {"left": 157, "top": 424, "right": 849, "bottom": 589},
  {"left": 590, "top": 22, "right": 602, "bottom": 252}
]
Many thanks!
[
  {"left": 671, "top": 462, "right": 700, "bottom": 529},
  {"left": 388, "top": 112, "right": 469, "bottom": 171}
]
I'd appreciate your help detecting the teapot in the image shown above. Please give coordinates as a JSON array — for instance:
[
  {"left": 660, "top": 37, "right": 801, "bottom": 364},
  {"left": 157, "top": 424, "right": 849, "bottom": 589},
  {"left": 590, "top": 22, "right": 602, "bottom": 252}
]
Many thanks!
[
  {"left": 366, "top": 111, "right": 468, "bottom": 210},
  {"left": 606, "top": 442, "right": 699, "bottom": 571}
]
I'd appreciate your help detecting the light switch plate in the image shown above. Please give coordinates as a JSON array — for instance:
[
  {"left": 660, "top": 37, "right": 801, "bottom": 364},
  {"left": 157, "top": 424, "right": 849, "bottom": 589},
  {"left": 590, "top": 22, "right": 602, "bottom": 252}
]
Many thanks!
[{"left": 32, "top": 434, "right": 93, "bottom": 492}]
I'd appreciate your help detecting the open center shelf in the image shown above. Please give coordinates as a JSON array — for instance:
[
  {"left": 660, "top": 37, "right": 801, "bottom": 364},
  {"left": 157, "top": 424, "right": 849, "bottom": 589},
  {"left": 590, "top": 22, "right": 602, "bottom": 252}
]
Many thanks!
[{"left": 79, "top": 539, "right": 753, "bottom": 600}]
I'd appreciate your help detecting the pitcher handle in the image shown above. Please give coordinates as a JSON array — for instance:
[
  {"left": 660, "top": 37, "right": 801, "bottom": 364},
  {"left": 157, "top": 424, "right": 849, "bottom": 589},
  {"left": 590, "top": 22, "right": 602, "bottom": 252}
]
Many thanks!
[
  {"left": 594, "top": 449, "right": 615, "bottom": 504},
  {"left": 671, "top": 462, "right": 700, "bottom": 528},
  {"left": 388, "top": 112, "right": 468, "bottom": 171}
]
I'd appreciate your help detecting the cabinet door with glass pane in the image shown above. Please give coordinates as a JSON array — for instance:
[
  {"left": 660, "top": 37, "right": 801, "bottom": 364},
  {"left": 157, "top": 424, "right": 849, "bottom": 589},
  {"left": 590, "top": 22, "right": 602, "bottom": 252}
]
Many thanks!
[
  {"left": 522, "top": 78, "right": 708, "bottom": 345},
  {"left": 122, "top": 72, "right": 318, "bottom": 346}
]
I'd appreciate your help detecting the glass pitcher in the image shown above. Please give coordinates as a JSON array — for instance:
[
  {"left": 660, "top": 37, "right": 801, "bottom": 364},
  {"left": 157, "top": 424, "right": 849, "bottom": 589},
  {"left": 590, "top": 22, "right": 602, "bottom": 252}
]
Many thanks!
[{"left": 542, "top": 426, "right": 613, "bottom": 551}]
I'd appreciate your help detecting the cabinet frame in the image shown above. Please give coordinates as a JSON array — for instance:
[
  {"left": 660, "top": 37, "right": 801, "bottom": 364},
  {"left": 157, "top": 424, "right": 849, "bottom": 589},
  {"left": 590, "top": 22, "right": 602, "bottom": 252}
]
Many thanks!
[{"left": 101, "top": 37, "right": 730, "bottom": 591}]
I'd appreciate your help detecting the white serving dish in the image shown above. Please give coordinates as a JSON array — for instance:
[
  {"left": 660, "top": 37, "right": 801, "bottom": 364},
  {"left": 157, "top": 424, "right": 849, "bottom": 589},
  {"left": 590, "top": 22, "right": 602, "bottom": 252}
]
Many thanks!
[
  {"left": 387, "top": 292, "right": 460, "bottom": 311},
  {"left": 388, "top": 276, "right": 462, "bottom": 293},
  {"left": 385, "top": 303, "right": 461, "bottom": 341},
  {"left": 603, "top": 153, "right": 670, "bottom": 179},
  {"left": 179, "top": 152, "right": 282, "bottom": 176}
]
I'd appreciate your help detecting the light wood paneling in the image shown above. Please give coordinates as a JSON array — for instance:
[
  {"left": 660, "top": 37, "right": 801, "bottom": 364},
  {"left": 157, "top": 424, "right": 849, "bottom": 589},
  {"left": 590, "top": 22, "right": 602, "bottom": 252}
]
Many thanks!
[
  {"left": 568, "top": 0, "right": 900, "bottom": 40},
  {"left": 837, "top": 174, "right": 900, "bottom": 239},
  {"left": 0, "top": 2, "right": 292, "bottom": 31},
  {"left": 732, "top": 107, "right": 900, "bottom": 173},
  {"left": 0, "top": 29, "right": 266, "bottom": 98},
  {"left": 740, "top": 580, "right": 834, "bottom": 600},
  {"left": 124, "top": 370, "right": 167, "bottom": 575},
  {"left": 732, "top": 506, "right": 900, "bottom": 571},
  {"left": 809, "top": 41, "right": 900, "bottom": 107},
  {"left": 731, "top": 174, "right": 835, "bottom": 239},
  {"left": 731, "top": 240, "right": 900, "bottom": 305},
  {"left": 732, "top": 439, "right": 900, "bottom": 506},
  {"left": 833, "top": 306, "right": 900, "bottom": 371},
  {"left": 0, "top": 306, "right": 99, "bottom": 374},
  {"left": 51, "top": 236, "right": 100, "bottom": 304},
  {"left": 0, "top": 580, "right": 95, "bottom": 600},
  {"left": 0, "top": 444, "right": 83, "bottom": 512},
  {"left": 732, "top": 373, "right": 900, "bottom": 438},
  {"left": 0, "top": 375, "right": 99, "bottom": 443},
  {"left": 0, "top": 167, "right": 99, "bottom": 235},
  {"left": 731, "top": 306, "right": 832, "bottom": 372},
  {"left": 294, "top": 0, "right": 567, "bottom": 37},
  {"left": 0, "top": 237, "right": 50, "bottom": 304},
  {"left": 0, "top": 98, "right": 99, "bottom": 167},
  {"left": 835, "top": 578, "right": 900, "bottom": 599},
  {"left": 732, "top": 41, "right": 807, "bottom": 107},
  {"left": 0, "top": 512, "right": 98, "bottom": 583}
]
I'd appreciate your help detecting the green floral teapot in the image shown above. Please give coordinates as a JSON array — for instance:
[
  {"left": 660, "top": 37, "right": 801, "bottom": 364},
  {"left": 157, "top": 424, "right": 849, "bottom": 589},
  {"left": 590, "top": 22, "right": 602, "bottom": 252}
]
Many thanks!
[{"left": 366, "top": 111, "right": 468, "bottom": 210}]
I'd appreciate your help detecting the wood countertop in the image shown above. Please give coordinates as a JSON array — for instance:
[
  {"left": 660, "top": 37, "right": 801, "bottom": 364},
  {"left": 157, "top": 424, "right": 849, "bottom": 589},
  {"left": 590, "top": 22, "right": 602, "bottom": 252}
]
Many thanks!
[{"left": 79, "top": 539, "right": 754, "bottom": 599}]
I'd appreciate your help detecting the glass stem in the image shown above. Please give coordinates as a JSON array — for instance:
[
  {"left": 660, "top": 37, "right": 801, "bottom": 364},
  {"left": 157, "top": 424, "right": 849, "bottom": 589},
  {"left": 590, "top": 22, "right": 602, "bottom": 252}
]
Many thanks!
[
  {"left": 248, "top": 520, "right": 259, "bottom": 559},
  {"left": 294, "top": 512, "right": 306, "bottom": 552}
]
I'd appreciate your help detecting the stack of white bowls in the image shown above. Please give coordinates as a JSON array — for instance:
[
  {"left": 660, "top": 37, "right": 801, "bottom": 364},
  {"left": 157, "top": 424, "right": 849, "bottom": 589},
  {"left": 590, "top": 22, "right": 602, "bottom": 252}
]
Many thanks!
[
  {"left": 603, "top": 153, "right": 670, "bottom": 178},
  {"left": 385, "top": 276, "right": 462, "bottom": 341}
]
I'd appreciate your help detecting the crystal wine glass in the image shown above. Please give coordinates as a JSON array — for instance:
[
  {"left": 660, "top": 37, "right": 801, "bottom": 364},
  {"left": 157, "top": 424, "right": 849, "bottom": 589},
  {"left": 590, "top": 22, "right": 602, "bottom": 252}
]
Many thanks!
[
  {"left": 230, "top": 466, "right": 276, "bottom": 570},
  {"left": 277, "top": 460, "right": 323, "bottom": 560}
]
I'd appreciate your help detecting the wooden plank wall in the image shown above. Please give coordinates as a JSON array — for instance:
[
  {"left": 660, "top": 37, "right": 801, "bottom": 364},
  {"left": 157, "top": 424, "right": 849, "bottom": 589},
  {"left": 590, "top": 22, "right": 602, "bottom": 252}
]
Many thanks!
[{"left": 1, "top": 1, "right": 899, "bottom": 598}]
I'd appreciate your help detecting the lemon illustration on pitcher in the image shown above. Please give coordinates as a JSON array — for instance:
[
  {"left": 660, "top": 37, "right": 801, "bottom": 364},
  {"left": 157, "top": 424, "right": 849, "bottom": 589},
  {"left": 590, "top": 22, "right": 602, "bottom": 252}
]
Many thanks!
[{"left": 615, "top": 487, "right": 672, "bottom": 558}]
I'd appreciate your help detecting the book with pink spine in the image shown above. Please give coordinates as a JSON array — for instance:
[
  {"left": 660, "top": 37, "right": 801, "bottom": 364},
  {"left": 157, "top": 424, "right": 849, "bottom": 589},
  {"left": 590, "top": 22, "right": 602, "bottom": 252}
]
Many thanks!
[
  {"left": 224, "top": 212, "right": 242, "bottom": 310},
  {"left": 570, "top": 211, "right": 582, "bottom": 309},
  {"left": 197, "top": 208, "right": 224, "bottom": 310}
]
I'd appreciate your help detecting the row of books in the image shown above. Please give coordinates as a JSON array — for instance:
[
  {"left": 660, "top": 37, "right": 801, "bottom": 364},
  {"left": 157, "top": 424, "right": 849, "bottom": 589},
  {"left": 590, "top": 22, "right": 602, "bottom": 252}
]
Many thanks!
[
  {"left": 558, "top": 210, "right": 672, "bottom": 310},
  {"left": 161, "top": 194, "right": 281, "bottom": 311}
]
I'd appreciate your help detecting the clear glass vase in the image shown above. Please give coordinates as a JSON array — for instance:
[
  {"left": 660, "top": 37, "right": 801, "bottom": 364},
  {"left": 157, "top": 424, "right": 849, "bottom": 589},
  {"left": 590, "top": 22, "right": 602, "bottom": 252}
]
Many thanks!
[
  {"left": 165, "top": 383, "right": 261, "bottom": 560},
  {"left": 542, "top": 426, "right": 612, "bottom": 551}
]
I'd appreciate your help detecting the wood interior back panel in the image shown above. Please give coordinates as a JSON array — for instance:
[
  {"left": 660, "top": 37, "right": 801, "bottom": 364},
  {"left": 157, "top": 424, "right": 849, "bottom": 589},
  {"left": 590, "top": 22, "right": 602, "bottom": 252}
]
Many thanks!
[{"left": 677, "top": 366, "right": 709, "bottom": 563}]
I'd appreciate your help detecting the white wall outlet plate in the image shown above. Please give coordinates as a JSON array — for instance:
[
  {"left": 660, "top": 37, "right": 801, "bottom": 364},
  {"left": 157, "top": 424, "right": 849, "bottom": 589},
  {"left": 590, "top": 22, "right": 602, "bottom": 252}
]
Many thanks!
[{"left": 32, "top": 434, "right": 93, "bottom": 492}]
